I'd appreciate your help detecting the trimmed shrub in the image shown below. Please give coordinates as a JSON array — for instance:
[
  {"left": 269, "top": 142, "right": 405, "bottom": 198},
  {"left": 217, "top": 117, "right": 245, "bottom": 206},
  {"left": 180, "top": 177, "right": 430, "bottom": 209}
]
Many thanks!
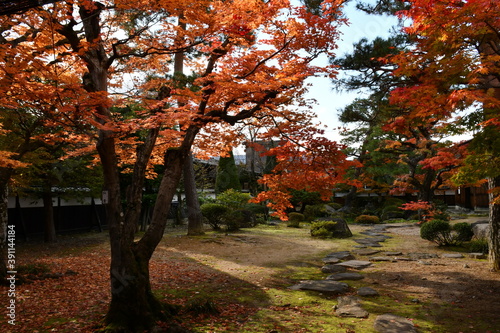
[
  {"left": 380, "top": 205, "right": 405, "bottom": 221},
  {"left": 453, "top": 222, "right": 474, "bottom": 242},
  {"left": 310, "top": 221, "right": 338, "bottom": 238},
  {"left": 201, "top": 203, "right": 229, "bottom": 230},
  {"left": 287, "top": 212, "right": 304, "bottom": 228},
  {"left": 327, "top": 202, "right": 342, "bottom": 210},
  {"left": 288, "top": 212, "right": 304, "bottom": 222},
  {"left": 216, "top": 189, "right": 251, "bottom": 210},
  {"left": 420, "top": 219, "right": 453, "bottom": 246},
  {"left": 354, "top": 215, "right": 380, "bottom": 224},
  {"left": 304, "top": 204, "right": 328, "bottom": 221},
  {"left": 244, "top": 203, "right": 269, "bottom": 223},
  {"left": 468, "top": 239, "right": 489, "bottom": 254}
]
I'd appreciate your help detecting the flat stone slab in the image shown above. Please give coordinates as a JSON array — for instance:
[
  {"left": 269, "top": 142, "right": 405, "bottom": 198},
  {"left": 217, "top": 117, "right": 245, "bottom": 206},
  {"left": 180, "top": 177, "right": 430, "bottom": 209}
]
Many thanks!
[
  {"left": 381, "top": 251, "right": 403, "bottom": 256},
  {"left": 357, "top": 287, "right": 379, "bottom": 297},
  {"left": 334, "top": 296, "right": 369, "bottom": 318},
  {"left": 335, "top": 260, "right": 373, "bottom": 270},
  {"left": 322, "top": 257, "right": 341, "bottom": 264},
  {"left": 290, "top": 280, "right": 349, "bottom": 294},
  {"left": 468, "top": 252, "right": 487, "bottom": 259},
  {"left": 326, "top": 272, "right": 365, "bottom": 281},
  {"left": 374, "top": 314, "right": 417, "bottom": 333},
  {"left": 353, "top": 249, "right": 381, "bottom": 256},
  {"left": 407, "top": 253, "right": 439, "bottom": 260},
  {"left": 324, "top": 251, "right": 355, "bottom": 260},
  {"left": 321, "top": 264, "right": 347, "bottom": 273},
  {"left": 441, "top": 253, "right": 464, "bottom": 258},
  {"left": 369, "top": 256, "right": 397, "bottom": 262}
]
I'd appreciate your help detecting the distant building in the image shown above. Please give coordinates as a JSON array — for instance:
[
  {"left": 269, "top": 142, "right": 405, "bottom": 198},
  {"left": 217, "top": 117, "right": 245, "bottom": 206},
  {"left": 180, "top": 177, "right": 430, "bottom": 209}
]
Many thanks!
[{"left": 244, "top": 140, "right": 284, "bottom": 174}]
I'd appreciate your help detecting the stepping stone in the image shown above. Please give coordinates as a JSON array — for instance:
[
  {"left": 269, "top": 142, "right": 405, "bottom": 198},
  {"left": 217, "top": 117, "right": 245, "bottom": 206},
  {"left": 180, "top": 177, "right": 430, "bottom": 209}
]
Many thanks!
[
  {"left": 407, "top": 253, "right": 438, "bottom": 260},
  {"left": 369, "top": 256, "right": 397, "bottom": 262},
  {"left": 324, "top": 251, "right": 355, "bottom": 260},
  {"left": 322, "top": 257, "right": 341, "bottom": 264},
  {"left": 326, "top": 272, "right": 364, "bottom": 281},
  {"left": 355, "top": 240, "right": 382, "bottom": 247},
  {"left": 381, "top": 251, "right": 403, "bottom": 256},
  {"left": 289, "top": 280, "right": 349, "bottom": 294},
  {"left": 374, "top": 314, "right": 417, "bottom": 333},
  {"left": 334, "top": 296, "right": 369, "bottom": 318},
  {"left": 468, "top": 252, "right": 487, "bottom": 259},
  {"left": 441, "top": 253, "right": 464, "bottom": 258},
  {"left": 335, "top": 260, "right": 372, "bottom": 270},
  {"left": 357, "top": 287, "right": 379, "bottom": 297},
  {"left": 394, "top": 257, "right": 412, "bottom": 261},
  {"left": 321, "top": 264, "right": 347, "bottom": 274},
  {"left": 353, "top": 249, "right": 380, "bottom": 256}
]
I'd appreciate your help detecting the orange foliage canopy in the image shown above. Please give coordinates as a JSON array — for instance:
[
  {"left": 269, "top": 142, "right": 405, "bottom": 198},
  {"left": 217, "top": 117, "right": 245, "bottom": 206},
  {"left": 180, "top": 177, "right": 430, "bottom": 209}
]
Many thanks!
[
  {"left": 385, "top": 0, "right": 500, "bottom": 200},
  {"left": 0, "top": 0, "right": 350, "bottom": 211}
]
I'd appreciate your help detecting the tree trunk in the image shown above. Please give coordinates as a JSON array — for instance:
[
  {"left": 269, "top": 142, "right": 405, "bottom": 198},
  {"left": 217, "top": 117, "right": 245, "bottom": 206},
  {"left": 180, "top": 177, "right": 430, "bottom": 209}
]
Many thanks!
[
  {"left": 105, "top": 134, "right": 197, "bottom": 330},
  {"left": 42, "top": 189, "right": 57, "bottom": 243},
  {"left": 184, "top": 153, "right": 204, "bottom": 235},
  {"left": 488, "top": 176, "right": 500, "bottom": 271}
]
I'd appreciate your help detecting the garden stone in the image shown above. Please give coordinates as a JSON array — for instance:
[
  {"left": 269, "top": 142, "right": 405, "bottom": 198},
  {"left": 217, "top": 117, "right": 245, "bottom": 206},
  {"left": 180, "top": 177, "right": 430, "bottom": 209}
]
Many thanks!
[
  {"left": 471, "top": 221, "right": 489, "bottom": 240},
  {"left": 381, "top": 251, "right": 403, "bottom": 256},
  {"left": 468, "top": 252, "right": 487, "bottom": 259},
  {"left": 369, "top": 256, "right": 397, "bottom": 262},
  {"left": 326, "top": 272, "right": 364, "bottom": 281},
  {"left": 357, "top": 287, "right": 379, "bottom": 297},
  {"left": 289, "top": 280, "right": 349, "bottom": 294},
  {"left": 353, "top": 249, "right": 380, "bottom": 256},
  {"left": 374, "top": 314, "right": 417, "bottom": 333},
  {"left": 407, "top": 253, "right": 438, "bottom": 260},
  {"left": 322, "top": 257, "right": 341, "bottom": 264},
  {"left": 334, "top": 296, "right": 369, "bottom": 318},
  {"left": 321, "top": 264, "right": 347, "bottom": 274},
  {"left": 335, "top": 260, "right": 372, "bottom": 270},
  {"left": 441, "top": 253, "right": 464, "bottom": 259},
  {"left": 324, "top": 251, "right": 355, "bottom": 260}
]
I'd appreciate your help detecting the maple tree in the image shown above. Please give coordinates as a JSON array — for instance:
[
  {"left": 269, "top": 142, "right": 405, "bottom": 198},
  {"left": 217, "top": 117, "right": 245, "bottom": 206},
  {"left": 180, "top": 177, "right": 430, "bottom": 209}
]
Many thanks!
[
  {"left": 390, "top": 0, "right": 500, "bottom": 270},
  {"left": 253, "top": 119, "right": 359, "bottom": 218},
  {"left": 0, "top": 0, "right": 347, "bottom": 330}
]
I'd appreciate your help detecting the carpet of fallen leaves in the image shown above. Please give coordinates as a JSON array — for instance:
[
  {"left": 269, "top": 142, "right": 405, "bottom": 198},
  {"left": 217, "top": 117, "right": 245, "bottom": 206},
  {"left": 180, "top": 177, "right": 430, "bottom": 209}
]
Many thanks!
[{"left": 0, "top": 232, "right": 267, "bottom": 333}]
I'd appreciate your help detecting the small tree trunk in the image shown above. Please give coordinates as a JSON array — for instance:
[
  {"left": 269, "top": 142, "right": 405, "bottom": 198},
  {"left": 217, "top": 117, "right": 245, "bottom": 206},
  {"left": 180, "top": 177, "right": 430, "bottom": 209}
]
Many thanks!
[
  {"left": 42, "top": 189, "right": 57, "bottom": 243},
  {"left": 488, "top": 176, "right": 500, "bottom": 271},
  {"left": 184, "top": 153, "right": 204, "bottom": 235}
]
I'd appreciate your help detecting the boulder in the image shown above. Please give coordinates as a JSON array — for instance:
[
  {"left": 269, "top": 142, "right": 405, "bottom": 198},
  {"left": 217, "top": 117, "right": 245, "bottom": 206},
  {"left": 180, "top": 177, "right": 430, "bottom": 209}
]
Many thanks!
[{"left": 472, "top": 221, "right": 489, "bottom": 240}]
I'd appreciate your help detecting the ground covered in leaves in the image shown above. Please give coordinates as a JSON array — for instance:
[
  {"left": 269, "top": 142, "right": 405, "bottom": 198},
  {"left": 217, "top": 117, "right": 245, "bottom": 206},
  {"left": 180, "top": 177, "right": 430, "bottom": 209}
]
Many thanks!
[{"left": 1, "top": 216, "right": 500, "bottom": 333}]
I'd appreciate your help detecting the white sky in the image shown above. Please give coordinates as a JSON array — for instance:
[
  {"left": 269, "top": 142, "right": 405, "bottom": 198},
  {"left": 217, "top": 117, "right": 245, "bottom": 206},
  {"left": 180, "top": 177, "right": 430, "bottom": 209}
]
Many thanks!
[{"left": 304, "top": 2, "right": 398, "bottom": 142}]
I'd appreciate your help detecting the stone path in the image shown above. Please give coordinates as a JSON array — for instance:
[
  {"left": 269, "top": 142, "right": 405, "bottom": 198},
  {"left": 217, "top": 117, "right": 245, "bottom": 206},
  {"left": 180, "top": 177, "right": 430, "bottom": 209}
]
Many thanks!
[{"left": 289, "top": 223, "right": 484, "bottom": 333}]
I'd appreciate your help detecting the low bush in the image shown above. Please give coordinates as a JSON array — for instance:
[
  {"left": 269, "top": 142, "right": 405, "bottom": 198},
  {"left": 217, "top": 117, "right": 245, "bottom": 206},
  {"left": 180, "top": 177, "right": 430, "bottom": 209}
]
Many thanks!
[
  {"left": 304, "top": 204, "right": 328, "bottom": 221},
  {"left": 421, "top": 220, "right": 475, "bottom": 246},
  {"left": 200, "top": 203, "right": 229, "bottom": 230},
  {"left": 453, "top": 222, "right": 474, "bottom": 242},
  {"left": 310, "top": 221, "right": 338, "bottom": 238},
  {"left": 468, "top": 239, "right": 489, "bottom": 254},
  {"left": 216, "top": 189, "right": 251, "bottom": 210},
  {"left": 354, "top": 215, "right": 380, "bottom": 224},
  {"left": 420, "top": 219, "right": 453, "bottom": 246},
  {"left": 244, "top": 203, "right": 269, "bottom": 223}
]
